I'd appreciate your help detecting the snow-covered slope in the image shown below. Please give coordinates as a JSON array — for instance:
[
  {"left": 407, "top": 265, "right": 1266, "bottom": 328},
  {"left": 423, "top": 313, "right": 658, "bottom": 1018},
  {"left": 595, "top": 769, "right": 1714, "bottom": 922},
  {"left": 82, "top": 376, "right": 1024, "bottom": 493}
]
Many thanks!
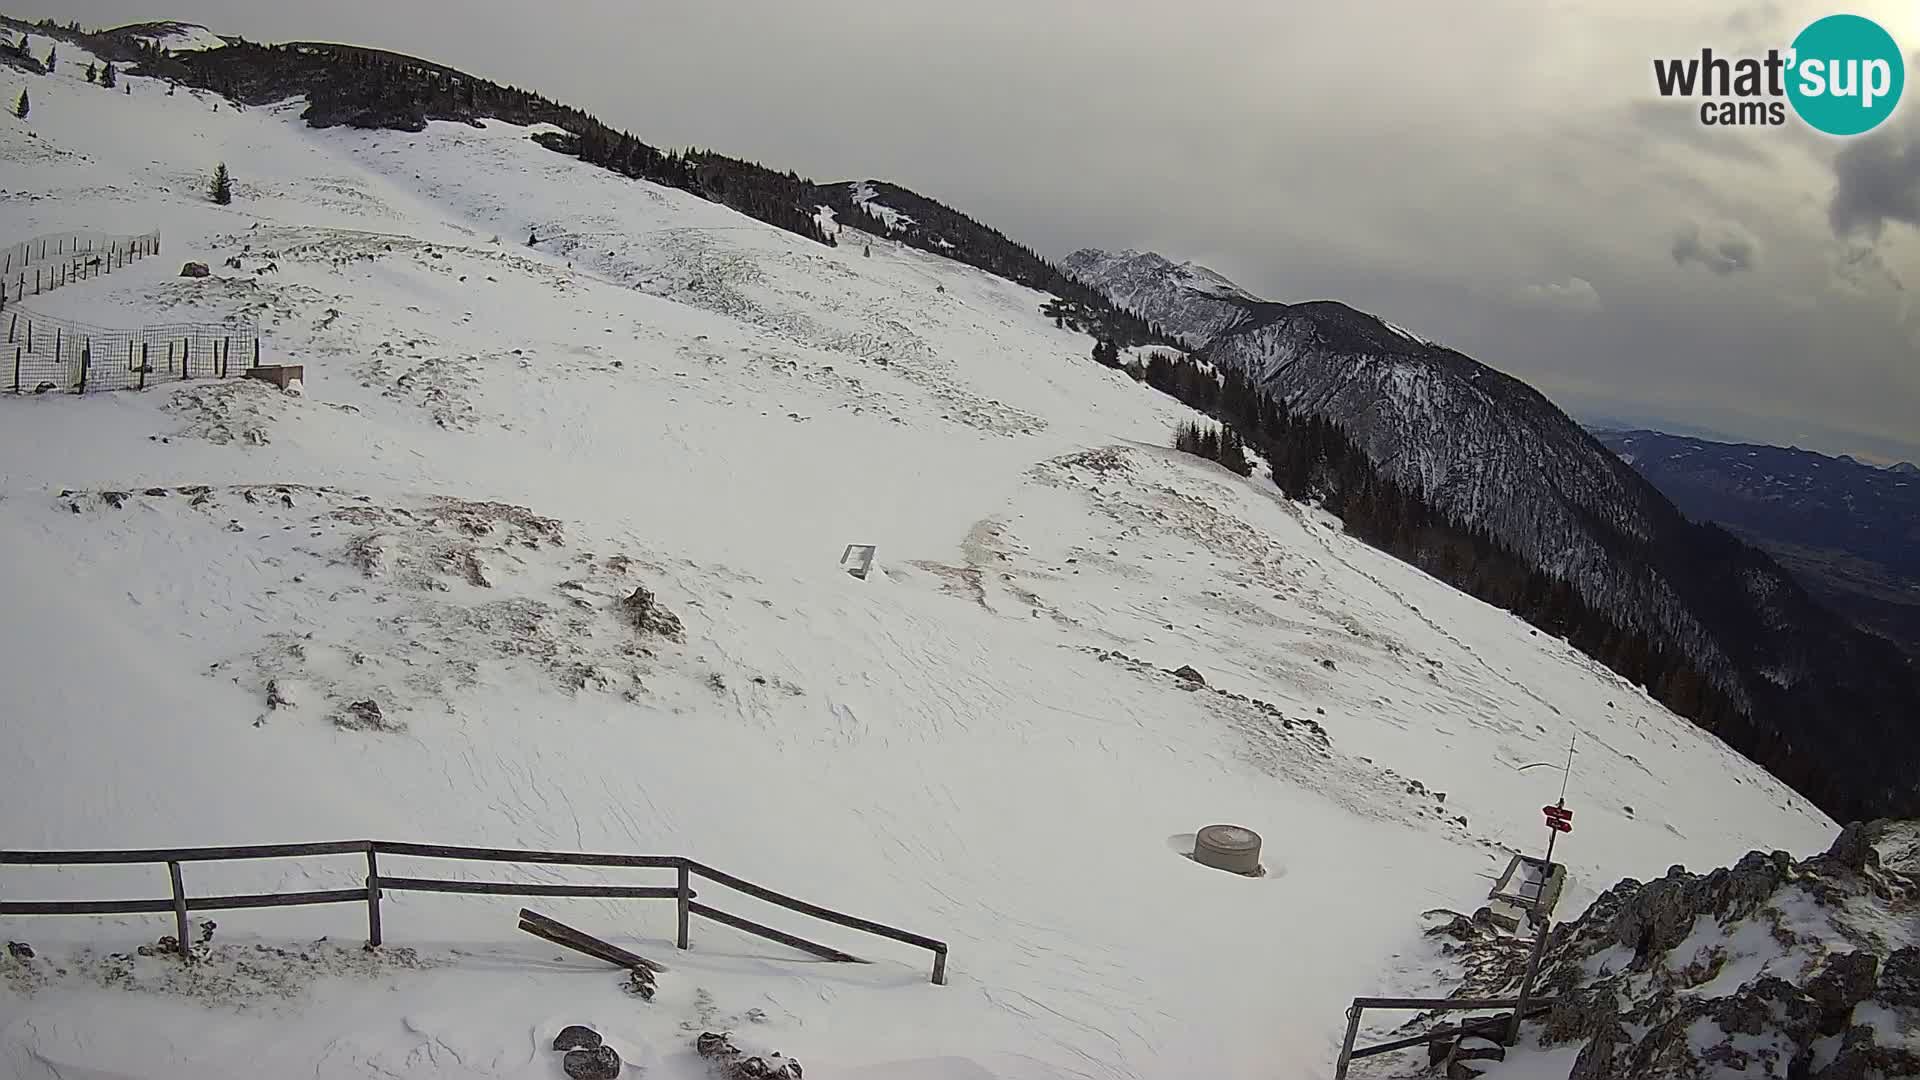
[
  {"left": 0, "top": 38, "right": 1836, "bottom": 1080},
  {"left": 1062, "top": 248, "right": 1261, "bottom": 348}
]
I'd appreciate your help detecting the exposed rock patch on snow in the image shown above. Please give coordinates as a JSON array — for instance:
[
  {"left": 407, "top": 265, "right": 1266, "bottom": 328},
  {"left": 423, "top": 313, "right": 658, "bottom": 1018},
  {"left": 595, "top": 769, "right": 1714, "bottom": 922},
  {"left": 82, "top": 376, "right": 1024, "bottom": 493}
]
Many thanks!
[{"left": 1371, "top": 821, "right": 1918, "bottom": 1078}]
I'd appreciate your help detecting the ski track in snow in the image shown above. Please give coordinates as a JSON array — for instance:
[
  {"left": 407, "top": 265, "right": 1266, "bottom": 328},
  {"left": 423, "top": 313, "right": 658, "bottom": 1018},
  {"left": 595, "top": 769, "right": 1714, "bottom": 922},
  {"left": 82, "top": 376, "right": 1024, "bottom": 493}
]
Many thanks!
[{"left": 0, "top": 40, "right": 1836, "bottom": 1080}]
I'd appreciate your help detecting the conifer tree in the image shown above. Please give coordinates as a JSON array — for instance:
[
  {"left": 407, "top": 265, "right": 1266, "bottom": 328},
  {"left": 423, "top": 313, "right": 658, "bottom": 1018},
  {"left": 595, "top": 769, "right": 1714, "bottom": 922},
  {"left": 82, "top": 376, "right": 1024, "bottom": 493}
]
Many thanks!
[
  {"left": 1219, "top": 428, "right": 1252, "bottom": 476},
  {"left": 100, "top": 62, "right": 117, "bottom": 89},
  {"left": 210, "top": 162, "right": 233, "bottom": 205},
  {"left": 13, "top": 87, "right": 26, "bottom": 120},
  {"left": 85, "top": 61, "right": 97, "bottom": 83}
]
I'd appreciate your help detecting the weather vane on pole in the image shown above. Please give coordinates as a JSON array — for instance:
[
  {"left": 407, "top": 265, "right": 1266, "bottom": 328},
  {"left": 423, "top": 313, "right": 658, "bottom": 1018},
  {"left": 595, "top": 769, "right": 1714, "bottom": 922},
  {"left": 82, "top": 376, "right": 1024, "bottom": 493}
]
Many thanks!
[{"left": 1517, "top": 735, "right": 1576, "bottom": 865}]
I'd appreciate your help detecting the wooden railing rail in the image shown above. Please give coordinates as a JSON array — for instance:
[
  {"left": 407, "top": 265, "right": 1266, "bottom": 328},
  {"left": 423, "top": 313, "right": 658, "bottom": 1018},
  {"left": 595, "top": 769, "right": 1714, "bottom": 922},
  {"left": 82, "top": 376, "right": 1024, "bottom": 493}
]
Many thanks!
[{"left": 0, "top": 841, "right": 948, "bottom": 984}]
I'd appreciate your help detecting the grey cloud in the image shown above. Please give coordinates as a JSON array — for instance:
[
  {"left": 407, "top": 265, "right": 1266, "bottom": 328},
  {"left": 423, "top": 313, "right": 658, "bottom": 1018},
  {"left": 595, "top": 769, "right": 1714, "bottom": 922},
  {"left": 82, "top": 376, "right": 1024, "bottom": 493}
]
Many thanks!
[
  {"left": 1671, "top": 221, "right": 1759, "bottom": 274},
  {"left": 1829, "top": 119, "right": 1920, "bottom": 238},
  {"left": 1830, "top": 242, "right": 1904, "bottom": 293},
  {"left": 1511, "top": 278, "right": 1603, "bottom": 313},
  {"left": 1725, "top": 2, "right": 1781, "bottom": 35},
  {"left": 16, "top": 0, "right": 1918, "bottom": 463},
  {"left": 1623, "top": 101, "right": 1775, "bottom": 165}
]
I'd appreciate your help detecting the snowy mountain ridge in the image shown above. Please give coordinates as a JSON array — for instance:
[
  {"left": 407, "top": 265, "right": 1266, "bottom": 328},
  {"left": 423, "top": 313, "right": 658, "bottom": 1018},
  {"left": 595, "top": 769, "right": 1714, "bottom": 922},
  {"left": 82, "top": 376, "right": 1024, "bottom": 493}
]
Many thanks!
[
  {"left": 0, "top": 22, "right": 1857, "bottom": 1080},
  {"left": 1066, "top": 249, "right": 1920, "bottom": 825},
  {"left": 1062, "top": 247, "right": 1263, "bottom": 347}
]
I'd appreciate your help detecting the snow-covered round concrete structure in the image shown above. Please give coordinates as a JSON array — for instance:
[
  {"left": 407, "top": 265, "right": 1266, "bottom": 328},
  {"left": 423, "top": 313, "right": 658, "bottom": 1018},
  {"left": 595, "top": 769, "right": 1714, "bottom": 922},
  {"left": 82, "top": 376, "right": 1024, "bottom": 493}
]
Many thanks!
[{"left": 1193, "top": 824, "right": 1262, "bottom": 875}]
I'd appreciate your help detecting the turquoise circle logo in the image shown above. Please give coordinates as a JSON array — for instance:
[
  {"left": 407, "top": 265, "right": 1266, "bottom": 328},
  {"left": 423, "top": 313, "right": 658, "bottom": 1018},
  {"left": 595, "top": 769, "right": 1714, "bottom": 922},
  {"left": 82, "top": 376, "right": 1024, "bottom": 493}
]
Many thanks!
[{"left": 1787, "top": 14, "right": 1904, "bottom": 135}]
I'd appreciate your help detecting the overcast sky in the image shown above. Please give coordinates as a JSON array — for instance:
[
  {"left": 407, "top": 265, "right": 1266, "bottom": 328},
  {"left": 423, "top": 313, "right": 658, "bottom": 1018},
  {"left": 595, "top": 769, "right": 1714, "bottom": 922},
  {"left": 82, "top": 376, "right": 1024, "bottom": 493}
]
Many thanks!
[{"left": 22, "top": 0, "right": 1920, "bottom": 462}]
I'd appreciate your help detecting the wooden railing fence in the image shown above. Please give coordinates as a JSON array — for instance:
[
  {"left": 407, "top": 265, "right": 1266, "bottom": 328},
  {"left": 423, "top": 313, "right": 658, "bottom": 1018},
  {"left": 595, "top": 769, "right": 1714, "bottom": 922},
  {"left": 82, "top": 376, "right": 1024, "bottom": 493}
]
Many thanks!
[
  {"left": 0, "top": 840, "right": 948, "bottom": 984},
  {"left": 1333, "top": 911, "right": 1555, "bottom": 1078}
]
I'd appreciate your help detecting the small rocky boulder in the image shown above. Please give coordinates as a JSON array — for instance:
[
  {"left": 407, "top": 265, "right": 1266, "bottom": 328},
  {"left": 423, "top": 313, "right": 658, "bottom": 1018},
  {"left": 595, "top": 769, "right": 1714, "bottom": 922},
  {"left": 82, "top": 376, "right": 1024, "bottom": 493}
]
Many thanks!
[
  {"left": 1172, "top": 665, "right": 1206, "bottom": 686},
  {"left": 562, "top": 1045, "right": 621, "bottom": 1080},
  {"left": 552, "top": 1025, "right": 603, "bottom": 1052},
  {"left": 180, "top": 262, "right": 211, "bottom": 278},
  {"left": 619, "top": 585, "right": 685, "bottom": 641}
]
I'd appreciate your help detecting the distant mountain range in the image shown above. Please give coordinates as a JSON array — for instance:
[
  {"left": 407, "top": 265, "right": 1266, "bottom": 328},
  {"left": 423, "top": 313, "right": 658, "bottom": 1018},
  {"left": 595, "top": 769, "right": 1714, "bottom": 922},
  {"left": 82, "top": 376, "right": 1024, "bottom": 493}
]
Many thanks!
[
  {"left": 1065, "top": 248, "right": 1920, "bottom": 821},
  {"left": 1592, "top": 429, "right": 1920, "bottom": 658}
]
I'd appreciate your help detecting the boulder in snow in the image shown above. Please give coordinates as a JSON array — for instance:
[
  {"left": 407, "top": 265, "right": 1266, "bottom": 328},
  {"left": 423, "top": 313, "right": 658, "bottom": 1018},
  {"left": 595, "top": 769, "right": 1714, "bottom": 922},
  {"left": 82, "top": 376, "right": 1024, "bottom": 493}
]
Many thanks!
[
  {"left": 562, "top": 1045, "right": 621, "bottom": 1079},
  {"left": 180, "top": 262, "right": 211, "bottom": 278},
  {"left": 552, "top": 1025, "right": 602, "bottom": 1052}
]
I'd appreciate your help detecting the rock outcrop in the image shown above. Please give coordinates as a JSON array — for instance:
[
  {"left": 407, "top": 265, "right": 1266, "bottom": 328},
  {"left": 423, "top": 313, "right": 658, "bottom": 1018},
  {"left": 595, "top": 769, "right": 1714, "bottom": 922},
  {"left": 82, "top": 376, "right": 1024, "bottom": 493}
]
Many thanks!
[{"left": 1420, "top": 821, "right": 1918, "bottom": 1079}]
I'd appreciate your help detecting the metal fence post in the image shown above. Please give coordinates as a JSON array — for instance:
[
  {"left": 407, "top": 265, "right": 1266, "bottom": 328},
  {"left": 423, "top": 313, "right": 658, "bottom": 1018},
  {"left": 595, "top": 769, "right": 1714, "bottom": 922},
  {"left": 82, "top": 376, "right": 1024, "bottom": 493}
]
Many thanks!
[{"left": 167, "top": 861, "right": 191, "bottom": 960}]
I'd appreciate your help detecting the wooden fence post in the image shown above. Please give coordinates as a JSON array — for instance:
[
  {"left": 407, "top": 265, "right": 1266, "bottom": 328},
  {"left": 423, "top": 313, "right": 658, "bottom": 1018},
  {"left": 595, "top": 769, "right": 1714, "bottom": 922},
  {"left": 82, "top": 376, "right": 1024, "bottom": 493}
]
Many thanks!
[
  {"left": 1334, "top": 1002, "right": 1363, "bottom": 1080},
  {"left": 676, "top": 863, "right": 690, "bottom": 950},
  {"left": 138, "top": 343, "right": 148, "bottom": 391},
  {"left": 12, "top": 347, "right": 19, "bottom": 393},
  {"left": 252, "top": 337, "right": 260, "bottom": 369},
  {"left": 932, "top": 946, "right": 948, "bottom": 985},
  {"left": 166, "top": 341, "right": 174, "bottom": 374},
  {"left": 78, "top": 340, "right": 89, "bottom": 394},
  {"left": 1506, "top": 915, "right": 1551, "bottom": 1046},
  {"left": 365, "top": 848, "right": 383, "bottom": 948},
  {"left": 167, "top": 861, "right": 191, "bottom": 960}
]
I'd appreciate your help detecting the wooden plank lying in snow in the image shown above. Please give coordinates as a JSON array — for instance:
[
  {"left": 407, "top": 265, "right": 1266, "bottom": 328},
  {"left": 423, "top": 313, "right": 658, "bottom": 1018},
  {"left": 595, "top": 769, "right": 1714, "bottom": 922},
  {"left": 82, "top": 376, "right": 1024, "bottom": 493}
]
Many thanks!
[{"left": 517, "top": 908, "right": 668, "bottom": 973}]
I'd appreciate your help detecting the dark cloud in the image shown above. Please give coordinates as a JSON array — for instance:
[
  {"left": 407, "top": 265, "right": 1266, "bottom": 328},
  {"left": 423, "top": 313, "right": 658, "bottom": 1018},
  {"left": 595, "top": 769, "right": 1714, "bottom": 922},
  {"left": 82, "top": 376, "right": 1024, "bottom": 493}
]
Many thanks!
[
  {"left": 1829, "top": 119, "right": 1920, "bottom": 238},
  {"left": 1671, "top": 221, "right": 1760, "bottom": 274}
]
